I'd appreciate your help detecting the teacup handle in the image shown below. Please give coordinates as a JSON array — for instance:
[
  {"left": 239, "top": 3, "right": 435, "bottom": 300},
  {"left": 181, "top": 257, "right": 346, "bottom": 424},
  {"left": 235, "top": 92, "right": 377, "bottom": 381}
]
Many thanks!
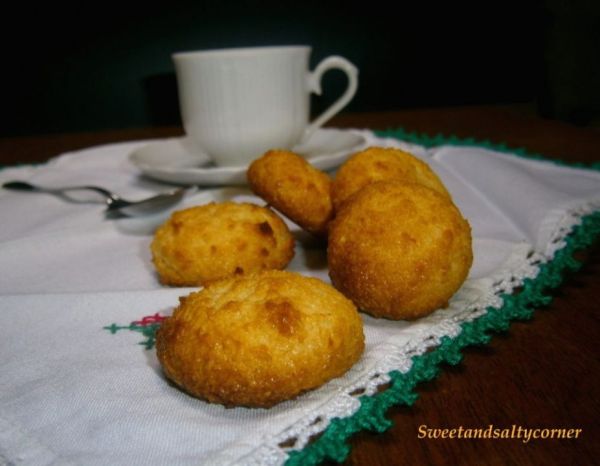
[{"left": 304, "top": 56, "right": 358, "bottom": 141}]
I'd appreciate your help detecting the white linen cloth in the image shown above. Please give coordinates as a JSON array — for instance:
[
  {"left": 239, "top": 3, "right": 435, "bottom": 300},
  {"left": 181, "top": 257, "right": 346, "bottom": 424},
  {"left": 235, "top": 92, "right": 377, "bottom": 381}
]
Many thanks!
[{"left": 0, "top": 130, "right": 599, "bottom": 465}]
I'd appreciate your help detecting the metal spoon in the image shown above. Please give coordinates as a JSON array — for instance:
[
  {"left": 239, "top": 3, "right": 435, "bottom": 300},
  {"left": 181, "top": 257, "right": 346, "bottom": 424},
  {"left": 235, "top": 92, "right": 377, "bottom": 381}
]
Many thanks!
[{"left": 2, "top": 181, "right": 188, "bottom": 217}]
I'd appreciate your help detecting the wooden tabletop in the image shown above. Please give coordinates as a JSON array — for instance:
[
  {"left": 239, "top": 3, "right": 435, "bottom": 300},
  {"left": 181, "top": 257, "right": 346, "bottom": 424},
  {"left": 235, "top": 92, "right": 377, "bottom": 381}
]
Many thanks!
[{"left": 1, "top": 105, "right": 598, "bottom": 465}]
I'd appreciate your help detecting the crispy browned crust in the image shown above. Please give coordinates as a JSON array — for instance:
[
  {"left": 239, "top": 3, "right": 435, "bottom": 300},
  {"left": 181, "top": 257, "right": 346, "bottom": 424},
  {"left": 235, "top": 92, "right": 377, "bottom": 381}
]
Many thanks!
[
  {"left": 247, "top": 150, "right": 333, "bottom": 236},
  {"left": 331, "top": 147, "right": 451, "bottom": 211},
  {"left": 150, "top": 202, "right": 295, "bottom": 286},
  {"left": 156, "top": 270, "right": 365, "bottom": 407},
  {"left": 328, "top": 181, "right": 472, "bottom": 320}
]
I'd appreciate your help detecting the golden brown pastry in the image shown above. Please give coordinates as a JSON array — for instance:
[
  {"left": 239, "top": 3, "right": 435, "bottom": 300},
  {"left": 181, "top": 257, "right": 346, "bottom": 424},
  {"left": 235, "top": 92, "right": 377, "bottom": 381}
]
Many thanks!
[
  {"left": 151, "top": 202, "right": 294, "bottom": 286},
  {"left": 331, "top": 146, "right": 451, "bottom": 211},
  {"left": 328, "top": 181, "right": 472, "bottom": 320},
  {"left": 247, "top": 149, "right": 333, "bottom": 236},
  {"left": 156, "top": 270, "right": 365, "bottom": 408}
]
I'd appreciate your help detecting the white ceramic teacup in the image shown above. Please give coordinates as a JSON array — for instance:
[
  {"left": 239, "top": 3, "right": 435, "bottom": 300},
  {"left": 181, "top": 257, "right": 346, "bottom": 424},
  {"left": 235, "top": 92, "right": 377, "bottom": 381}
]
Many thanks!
[{"left": 172, "top": 45, "right": 358, "bottom": 167}]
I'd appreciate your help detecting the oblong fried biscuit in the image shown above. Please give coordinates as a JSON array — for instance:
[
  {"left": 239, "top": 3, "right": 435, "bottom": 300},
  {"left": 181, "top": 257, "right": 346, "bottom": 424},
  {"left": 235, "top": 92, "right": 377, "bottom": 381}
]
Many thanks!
[
  {"left": 247, "top": 149, "right": 333, "bottom": 236},
  {"left": 328, "top": 181, "right": 472, "bottom": 320},
  {"left": 331, "top": 146, "right": 451, "bottom": 211},
  {"left": 156, "top": 270, "right": 365, "bottom": 407},
  {"left": 151, "top": 202, "right": 294, "bottom": 286}
]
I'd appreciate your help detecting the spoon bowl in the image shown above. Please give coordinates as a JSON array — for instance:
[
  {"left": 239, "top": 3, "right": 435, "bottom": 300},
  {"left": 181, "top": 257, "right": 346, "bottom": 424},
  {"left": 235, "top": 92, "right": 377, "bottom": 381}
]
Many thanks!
[{"left": 2, "top": 181, "right": 189, "bottom": 217}]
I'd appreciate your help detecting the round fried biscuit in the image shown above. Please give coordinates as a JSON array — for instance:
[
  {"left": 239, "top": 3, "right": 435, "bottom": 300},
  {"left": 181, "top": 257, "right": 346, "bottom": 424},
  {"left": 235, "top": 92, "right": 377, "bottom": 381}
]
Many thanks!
[
  {"left": 247, "top": 149, "right": 333, "bottom": 236},
  {"left": 151, "top": 202, "right": 294, "bottom": 286},
  {"left": 331, "top": 146, "right": 451, "bottom": 211},
  {"left": 328, "top": 181, "right": 472, "bottom": 320},
  {"left": 156, "top": 270, "right": 365, "bottom": 407}
]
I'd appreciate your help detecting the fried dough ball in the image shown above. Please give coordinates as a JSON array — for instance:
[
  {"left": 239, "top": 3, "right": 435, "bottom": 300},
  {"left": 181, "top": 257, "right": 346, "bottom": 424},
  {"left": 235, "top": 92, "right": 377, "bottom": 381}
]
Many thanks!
[
  {"left": 331, "top": 147, "right": 451, "bottom": 211},
  {"left": 328, "top": 181, "right": 472, "bottom": 320},
  {"left": 151, "top": 202, "right": 294, "bottom": 286},
  {"left": 247, "top": 149, "right": 333, "bottom": 236},
  {"left": 156, "top": 270, "right": 365, "bottom": 408}
]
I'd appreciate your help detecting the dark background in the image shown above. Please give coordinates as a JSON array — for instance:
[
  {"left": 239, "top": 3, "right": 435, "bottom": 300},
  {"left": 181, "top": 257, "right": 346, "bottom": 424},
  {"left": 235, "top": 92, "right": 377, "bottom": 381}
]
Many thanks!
[{"left": 2, "top": 0, "right": 599, "bottom": 137}]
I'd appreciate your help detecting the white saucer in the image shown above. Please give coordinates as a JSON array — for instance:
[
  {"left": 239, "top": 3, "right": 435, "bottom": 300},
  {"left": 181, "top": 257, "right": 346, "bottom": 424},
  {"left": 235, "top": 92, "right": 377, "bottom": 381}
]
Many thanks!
[{"left": 129, "top": 128, "right": 367, "bottom": 185}]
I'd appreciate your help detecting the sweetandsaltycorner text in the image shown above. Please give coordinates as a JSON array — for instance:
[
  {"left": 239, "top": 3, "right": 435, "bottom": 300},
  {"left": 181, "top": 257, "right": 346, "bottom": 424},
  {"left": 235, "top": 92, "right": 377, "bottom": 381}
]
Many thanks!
[{"left": 417, "top": 425, "right": 582, "bottom": 444}]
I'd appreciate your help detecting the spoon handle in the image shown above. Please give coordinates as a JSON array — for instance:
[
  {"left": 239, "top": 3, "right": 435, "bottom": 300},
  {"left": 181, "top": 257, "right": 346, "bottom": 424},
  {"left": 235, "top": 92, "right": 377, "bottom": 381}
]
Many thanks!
[
  {"left": 3, "top": 181, "right": 115, "bottom": 200},
  {"left": 3, "top": 181, "right": 39, "bottom": 191}
]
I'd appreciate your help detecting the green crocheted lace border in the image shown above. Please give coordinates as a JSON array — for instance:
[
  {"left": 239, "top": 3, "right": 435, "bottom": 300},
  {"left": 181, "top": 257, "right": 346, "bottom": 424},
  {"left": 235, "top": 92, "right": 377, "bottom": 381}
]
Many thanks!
[{"left": 285, "top": 128, "right": 600, "bottom": 466}]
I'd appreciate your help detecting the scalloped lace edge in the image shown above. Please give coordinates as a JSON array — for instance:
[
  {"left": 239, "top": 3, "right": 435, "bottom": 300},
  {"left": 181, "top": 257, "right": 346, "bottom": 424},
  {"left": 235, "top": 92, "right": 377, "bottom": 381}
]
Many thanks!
[{"left": 283, "top": 205, "right": 599, "bottom": 466}]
